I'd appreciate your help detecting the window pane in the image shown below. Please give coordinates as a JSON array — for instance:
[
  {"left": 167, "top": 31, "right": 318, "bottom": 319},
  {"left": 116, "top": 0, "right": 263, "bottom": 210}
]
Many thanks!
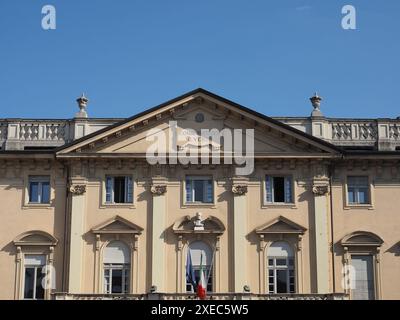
[
  {"left": 194, "top": 180, "right": 205, "bottom": 202},
  {"left": 35, "top": 268, "right": 45, "bottom": 299},
  {"left": 111, "top": 269, "right": 123, "bottom": 293},
  {"left": 265, "top": 176, "right": 273, "bottom": 203},
  {"left": 41, "top": 182, "right": 50, "bottom": 204},
  {"left": 29, "top": 182, "right": 39, "bottom": 203},
  {"left": 348, "top": 187, "right": 356, "bottom": 204},
  {"left": 276, "top": 259, "right": 287, "bottom": 266},
  {"left": 105, "top": 177, "right": 113, "bottom": 203},
  {"left": 24, "top": 267, "right": 35, "bottom": 299},
  {"left": 186, "top": 179, "right": 193, "bottom": 202},
  {"left": 273, "top": 177, "right": 285, "bottom": 203},
  {"left": 114, "top": 177, "right": 126, "bottom": 203},
  {"left": 358, "top": 188, "right": 369, "bottom": 204},
  {"left": 123, "top": 269, "right": 130, "bottom": 293},
  {"left": 126, "top": 177, "right": 133, "bottom": 203},
  {"left": 284, "top": 177, "right": 293, "bottom": 203},
  {"left": 205, "top": 180, "right": 213, "bottom": 203},
  {"left": 276, "top": 270, "right": 288, "bottom": 293},
  {"left": 268, "top": 259, "right": 274, "bottom": 266}
]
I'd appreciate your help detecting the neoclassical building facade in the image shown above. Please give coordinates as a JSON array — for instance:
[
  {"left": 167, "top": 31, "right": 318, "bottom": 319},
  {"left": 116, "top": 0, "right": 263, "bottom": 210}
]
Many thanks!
[{"left": 0, "top": 88, "right": 399, "bottom": 300}]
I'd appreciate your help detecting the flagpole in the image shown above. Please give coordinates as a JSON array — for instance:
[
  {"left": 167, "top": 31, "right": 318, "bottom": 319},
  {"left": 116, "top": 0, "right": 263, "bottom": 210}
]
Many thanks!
[{"left": 205, "top": 242, "right": 217, "bottom": 285}]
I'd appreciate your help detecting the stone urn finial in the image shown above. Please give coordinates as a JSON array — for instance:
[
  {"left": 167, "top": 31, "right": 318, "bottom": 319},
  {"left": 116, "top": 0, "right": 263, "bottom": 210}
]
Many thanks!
[
  {"left": 75, "top": 93, "right": 89, "bottom": 118},
  {"left": 310, "top": 92, "right": 323, "bottom": 117}
]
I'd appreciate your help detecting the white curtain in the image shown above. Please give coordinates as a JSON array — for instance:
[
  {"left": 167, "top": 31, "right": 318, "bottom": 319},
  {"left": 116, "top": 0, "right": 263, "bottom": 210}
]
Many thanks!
[
  {"left": 189, "top": 241, "right": 212, "bottom": 266},
  {"left": 104, "top": 241, "right": 130, "bottom": 264}
]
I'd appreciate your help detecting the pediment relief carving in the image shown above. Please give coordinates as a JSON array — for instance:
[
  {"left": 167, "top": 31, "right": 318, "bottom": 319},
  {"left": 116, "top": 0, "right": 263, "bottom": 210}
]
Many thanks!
[
  {"left": 13, "top": 230, "right": 58, "bottom": 246},
  {"left": 172, "top": 214, "right": 225, "bottom": 235},
  {"left": 91, "top": 215, "right": 143, "bottom": 234},
  {"left": 256, "top": 216, "right": 307, "bottom": 235}
]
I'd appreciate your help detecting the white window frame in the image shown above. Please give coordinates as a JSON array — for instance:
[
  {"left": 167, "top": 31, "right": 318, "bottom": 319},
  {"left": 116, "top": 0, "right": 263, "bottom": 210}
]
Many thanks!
[
  {"left": 28, "top": 176, "right": 50, "bottom": 204},
  {"left": 103, "top": 263, "right": 130, "bottom": 294},
  {"left": 267, "top": 256, "right": 295, "bottom": 294},
  {"left": 185, "top": 176, "right": 214, "bottom": 204},
  {"left": 23, "top": 255, "right": 46, "bottom": 300}
]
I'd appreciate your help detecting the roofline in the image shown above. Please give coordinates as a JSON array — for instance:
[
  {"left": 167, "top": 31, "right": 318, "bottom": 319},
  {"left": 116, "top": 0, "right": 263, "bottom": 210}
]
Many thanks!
[{"left": 54, "top": 88, "right": 343, "bottom": 154}]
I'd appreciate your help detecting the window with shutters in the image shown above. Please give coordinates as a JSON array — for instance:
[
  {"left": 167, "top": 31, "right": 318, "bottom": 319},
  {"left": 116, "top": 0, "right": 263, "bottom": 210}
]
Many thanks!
[
  {"left": 185, "top": 176, "right": 214, "bottom": 204},
  {"left": 265, "top": 175, "right": 294, "bottom": 204},
  {"left": 105, "top": 175, "right": 133, "bottom": 204}
]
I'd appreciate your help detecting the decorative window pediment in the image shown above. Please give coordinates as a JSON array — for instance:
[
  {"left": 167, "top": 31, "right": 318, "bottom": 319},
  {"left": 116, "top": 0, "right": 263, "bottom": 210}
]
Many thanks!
[
  {"left": 172, "top": 214, "right": 225, "bottom": 235},
  {"left": 256, "top": 216, "right": 306, "bottom": 235},
  {"left": 341, "top": 231, "right": 383, "bottom": 247},
  {"left": 91, "top": 215, "right": 143, "bottom": 235},
  {"left": 13, "top": 230, "right": 58, "bottom": 246}
]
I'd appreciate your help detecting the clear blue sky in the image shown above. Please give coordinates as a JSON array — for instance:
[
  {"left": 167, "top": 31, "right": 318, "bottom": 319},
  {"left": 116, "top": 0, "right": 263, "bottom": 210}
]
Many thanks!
[{"left": 0, "top": 0, "right": 399, "bottom": 119}]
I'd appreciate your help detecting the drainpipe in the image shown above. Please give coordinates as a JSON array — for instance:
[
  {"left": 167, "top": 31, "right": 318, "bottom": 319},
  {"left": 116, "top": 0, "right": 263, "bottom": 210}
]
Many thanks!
[
  {"left": 328, "top": 164, "right": 336, "bottom": 293},
  {"left": 61, "top": 162, "right": 70, "bottom": 292}
]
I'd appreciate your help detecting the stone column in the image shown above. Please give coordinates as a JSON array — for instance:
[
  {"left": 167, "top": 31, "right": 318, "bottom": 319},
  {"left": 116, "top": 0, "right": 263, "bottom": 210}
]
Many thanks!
[
  {"left": 67, "top": 182, "right": 87, "bottom": 293},
  {"left": 232, "top": 183, "right": 248, "bottom": 292},
  {"left": 150, "top": 183, "right": 167, "bottom": 292},
  {"left": 312, "top": 179, "right": 330, "bottom": 293}
]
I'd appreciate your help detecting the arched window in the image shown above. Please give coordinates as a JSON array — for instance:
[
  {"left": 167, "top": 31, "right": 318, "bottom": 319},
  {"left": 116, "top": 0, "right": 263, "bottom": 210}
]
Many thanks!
[
  {"left": 267, "top": 241, "right": 295, "bottom": 294},
  {"left": 186, "top": 241, "right": 213, "bottom": 293},
  {"left": 103, "top": 241, "right": 131, "bottom": 294}
]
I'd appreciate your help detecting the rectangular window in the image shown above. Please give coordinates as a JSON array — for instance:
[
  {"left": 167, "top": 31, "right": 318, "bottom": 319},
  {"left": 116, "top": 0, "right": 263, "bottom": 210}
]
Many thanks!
[
  {"left": 105, "top": 176, "right": 133, "bottom": 204},
  {"left": 28, "top": 176, "right": 50, "bottom": 204},
  {"left": 268, "top": 257, "right": 295, "bottom": 294},
  {"left": 23, "top": 255, "right": 46, "bottom": 300},
  {"left": 185, "top": 176, "right": 213, "bottom": 204},
  {"left": 104, "top": 264, "right": 130, "bottom": 294},
  {"left": 265, "top": 176, "right": 293, "bottom": 204},
  {"left": 347, "top": 176, "right": 370, "bottom": 205}
]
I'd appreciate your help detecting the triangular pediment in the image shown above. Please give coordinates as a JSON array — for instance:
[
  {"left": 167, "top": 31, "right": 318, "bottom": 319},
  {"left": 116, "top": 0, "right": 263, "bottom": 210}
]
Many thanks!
[
  {"left": 56, "top": 88, "right": 341, "bottom": 157},
  {"left": 256, "top": 216, "right": 306, "bottom": 235},
  {"left": 91, "top": 215, "right": 143, "bottom": 234}
]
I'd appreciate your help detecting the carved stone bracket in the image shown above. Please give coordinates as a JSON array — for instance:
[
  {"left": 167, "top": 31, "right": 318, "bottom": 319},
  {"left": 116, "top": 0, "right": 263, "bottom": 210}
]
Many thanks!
[
  {"left": 151, "top": 185, "right": 167, "bottom": 195},
  {"left": 232, "top": 185, "right": 248, "bottom": 195},
  {"left": 312, "top": 185, "right": 329, "bottom": 196},
  {"left": 69, "top": 184, "right": 86, "bottom": 195}
]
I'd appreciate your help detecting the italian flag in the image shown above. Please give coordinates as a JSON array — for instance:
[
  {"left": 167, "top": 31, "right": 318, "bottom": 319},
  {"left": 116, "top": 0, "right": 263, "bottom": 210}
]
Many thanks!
[{"left": 197, "top": 253, "right": 206, "bottom": 300}]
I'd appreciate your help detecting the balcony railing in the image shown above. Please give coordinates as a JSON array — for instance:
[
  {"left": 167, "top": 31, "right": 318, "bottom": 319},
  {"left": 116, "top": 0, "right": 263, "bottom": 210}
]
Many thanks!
[{"left": 53, "top": 292, "right": 348, "bottom": 300}]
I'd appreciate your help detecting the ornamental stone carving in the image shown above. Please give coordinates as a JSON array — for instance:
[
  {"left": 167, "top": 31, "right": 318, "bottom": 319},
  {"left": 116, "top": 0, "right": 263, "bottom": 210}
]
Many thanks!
[
  {"left": 312, "top": 185, "right": 329, "bottom": 196},
  {"left": 232, "top": 185, "right": 248, "bottom": 195},
  {"left": 150, "top": 185, "right": 167, "bottom": 195},
  {"left": 69, "top": 184, "right": 86, "bottom": 195}
]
